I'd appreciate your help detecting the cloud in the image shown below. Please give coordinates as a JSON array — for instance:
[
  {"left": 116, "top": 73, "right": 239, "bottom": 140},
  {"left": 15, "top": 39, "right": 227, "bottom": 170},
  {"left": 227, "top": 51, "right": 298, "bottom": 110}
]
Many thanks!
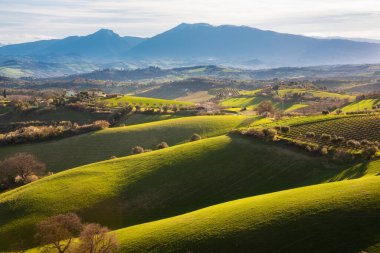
[{"left": 0, "top": 0, "right": 380, "bottom": 44}]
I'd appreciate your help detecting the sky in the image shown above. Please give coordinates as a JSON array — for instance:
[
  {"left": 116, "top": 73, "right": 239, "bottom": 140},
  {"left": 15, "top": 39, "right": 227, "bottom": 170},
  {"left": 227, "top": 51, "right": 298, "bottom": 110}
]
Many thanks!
[{"left": 0, "top": 0, "right": 380, "bottom": 44}]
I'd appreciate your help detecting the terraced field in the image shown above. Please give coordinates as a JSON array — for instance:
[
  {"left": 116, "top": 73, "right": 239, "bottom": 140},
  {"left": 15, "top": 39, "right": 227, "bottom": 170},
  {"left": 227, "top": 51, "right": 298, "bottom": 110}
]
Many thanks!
[
  {"left": 280, "top": 115, "right": 380, "bottom": 147},
  {"left": 1, "top": 135, "right": 376, "bottom": 251}
]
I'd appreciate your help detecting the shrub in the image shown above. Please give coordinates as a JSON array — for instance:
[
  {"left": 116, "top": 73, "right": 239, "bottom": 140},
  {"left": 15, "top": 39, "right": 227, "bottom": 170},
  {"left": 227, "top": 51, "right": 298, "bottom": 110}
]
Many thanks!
[
  {"left": 190, "top": 133, "right": 202, "bottom": 142},
  {"left": 242, "top": 128, "right": 265, "bottom": 138},
  {"left": 362, "top": 145, "right": 379, "bottom": 159},
  {"left": 331, "top": 136, "right": 345, "bottom": 145},
  {"left": 263, "top": 128, "right": 278, "bottom": 141},
  {"left": 131, "top": 146, "right": 144, "bottom": 154},
  {"left": 320, "top": 146, "right": 329, "bottom": 156},
  {"left": 332, "top": 149, "right": 355, "bottom": 163},
  {"left": 280, "top": 126, "right": 290, "bottom": 133},
  {"left": 305, "top": 132, "right": 316, "bottom": 138},
  {"left": 92, "top": 120, "right": 110, "bottom": 130},
  {"left": 347, "top": 139, "right": 361, "bottom": 149},
  {"left": 321, "top": 133, "right": 332, "bottom": 142},
  {"left": 322, "top": 110, "right": 330, "bottom": 115},
  {"left": 360, "top": 139, "right": 372, "bottom": 146},
  {"left": 156, "top": 142, "right": 169, "bottom": 149}
]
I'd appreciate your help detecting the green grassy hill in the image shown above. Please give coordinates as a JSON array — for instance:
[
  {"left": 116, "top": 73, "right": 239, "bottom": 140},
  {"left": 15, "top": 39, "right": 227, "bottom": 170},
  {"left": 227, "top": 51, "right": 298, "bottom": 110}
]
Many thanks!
[
  {"left": 340, "top": 99, "right": 380, "bottom": 112},
  {"left": 114, "top": 111, "right": 198, "bottom": 127},
  {"left": 277, "top": 88, "right": 355, "bottom": 100},
  {"left": 1, "top": 107, "right": 111, "bottom": 125},
  {"left": 219, "top": 95, "right": 303, "bottom": 112},
  {"left": 0, "top": 135, "right": 377, "bottom": 251},
  {"left": 112, "top": 173, "right": 380, "bottom": 253},
  {"left": 0, "top": 116, "right": 252, "bottom": 172},
  {"left": 101, "top": 95, "right": 193, "bottom": 108},
  {"left": 219, "top": 89, "right": 355, "bottom": 113}
]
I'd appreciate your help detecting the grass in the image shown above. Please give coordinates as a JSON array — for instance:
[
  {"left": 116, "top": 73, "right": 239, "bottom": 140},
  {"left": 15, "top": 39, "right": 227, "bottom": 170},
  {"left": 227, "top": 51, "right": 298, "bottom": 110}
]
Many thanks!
[
  {"left": 277, "top": 88, "right": 355, "bottom": 100},
  {"left": 101, "top": 95, "right": 193, "bottom": 108},
  {"left": 284, "top": 103, "right": 309, "bottom": 112},
  {"left": 340, "top": 99, "right": 380, "bottom": 112},
  {"left": 0, "top": 116, "right": 252, "bottom": 172},
  {"left": 175, "top": 91, "right": 214, "bottom": 103},
  {"left": 116, "top": 113, "right": 184, "bottom": 126},
  {"left": 111, "top": 173, "right": 380, "bottom": 253},
  {"left": 1, "top": 135, "right": 377, "bottom": 250},
  {"left": 2, "top": 107, "right": 111, "bottom": 124},
  {"left": 239, "top": 89, "right": 262, "bottom": 95},
  {"left": 219, "top": 95, "right": 305, "bottom": 112}
]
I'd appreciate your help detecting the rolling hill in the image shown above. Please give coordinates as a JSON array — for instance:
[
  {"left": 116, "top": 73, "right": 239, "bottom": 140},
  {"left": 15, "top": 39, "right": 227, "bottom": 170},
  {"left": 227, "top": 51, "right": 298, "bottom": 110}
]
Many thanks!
[
  {"left": 1, "top": 134, "right": 377, "bottom": 251},
  {"left": 101, "top": 95, "right": 193, "bottom": 108},
  {"left": 0, "top": 116, "right": 252, "bottom": 172},
  {"left": 340, "top": 99, "right": 380, "bottom": 112},
  {"left": 110, "top": 172, "right": 380, "bottom": 253}
]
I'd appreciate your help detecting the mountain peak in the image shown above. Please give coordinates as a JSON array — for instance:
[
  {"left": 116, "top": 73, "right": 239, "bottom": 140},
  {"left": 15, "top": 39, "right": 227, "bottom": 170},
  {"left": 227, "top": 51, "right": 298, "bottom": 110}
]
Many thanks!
[
  {"left": 173, "top": 23, "right": 213, "bottom": 30},
  {"left": 90, "top": 29, "right": 120, "bottom": 38}
]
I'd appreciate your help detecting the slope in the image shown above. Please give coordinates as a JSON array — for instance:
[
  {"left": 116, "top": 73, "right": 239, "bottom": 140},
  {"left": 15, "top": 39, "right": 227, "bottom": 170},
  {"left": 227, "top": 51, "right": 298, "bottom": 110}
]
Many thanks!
[
  {"left": 127, "top": 23, "right": 380, "bottom": 66},
  {"left": 0, "top": 116, "right": 251, "bottom": 172},
  {"left": 0, "top": 135, "right": 377, "bottom": 251},
  {"left": 113, "top": 172, "right": 380, "bottom": 253}
]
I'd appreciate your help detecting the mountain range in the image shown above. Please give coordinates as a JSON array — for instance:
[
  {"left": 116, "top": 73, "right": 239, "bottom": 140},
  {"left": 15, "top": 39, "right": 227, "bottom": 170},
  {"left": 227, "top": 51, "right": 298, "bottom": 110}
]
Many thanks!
[{"left": 1, "top": 23, "right": 380, "bottom": 77}]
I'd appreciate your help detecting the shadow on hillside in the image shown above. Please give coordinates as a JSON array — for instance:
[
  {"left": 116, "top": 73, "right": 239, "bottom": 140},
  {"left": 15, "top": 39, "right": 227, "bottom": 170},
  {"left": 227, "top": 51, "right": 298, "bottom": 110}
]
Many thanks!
[{"left": 332, "top": 162, "right": 370, "bottom": 180}]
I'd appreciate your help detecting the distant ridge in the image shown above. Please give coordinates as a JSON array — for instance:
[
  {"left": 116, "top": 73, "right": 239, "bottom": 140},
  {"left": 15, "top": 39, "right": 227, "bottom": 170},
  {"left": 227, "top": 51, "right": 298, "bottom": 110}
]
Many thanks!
[{"left": 0, "top": 23, "right": 380, "bottom": 75}]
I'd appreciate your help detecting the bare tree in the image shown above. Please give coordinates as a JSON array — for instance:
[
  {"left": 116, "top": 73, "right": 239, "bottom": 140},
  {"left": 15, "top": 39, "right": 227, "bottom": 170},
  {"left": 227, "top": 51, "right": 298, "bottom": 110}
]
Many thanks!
[
  {"left": 77, "top": 223, "right": 119, "bottom": 253},
  {"left": 0, "top": 153, "right": 45, "bottom": 186},
  {"left": 35, "top": 213, "right": 83, "bottom": 253},
  {"left": 256, "top": 101, "right": 275, "bottom": 116}
]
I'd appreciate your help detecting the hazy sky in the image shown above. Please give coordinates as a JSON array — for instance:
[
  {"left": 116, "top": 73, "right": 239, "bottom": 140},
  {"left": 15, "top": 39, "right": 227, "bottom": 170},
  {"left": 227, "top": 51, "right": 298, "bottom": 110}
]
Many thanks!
[{"left": 1, "top": 0, "right": 380, "bottom": 44}]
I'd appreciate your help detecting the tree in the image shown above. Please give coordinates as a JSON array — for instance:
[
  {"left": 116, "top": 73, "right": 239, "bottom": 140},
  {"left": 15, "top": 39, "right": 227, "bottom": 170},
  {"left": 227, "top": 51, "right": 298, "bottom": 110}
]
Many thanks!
[
  {"left": 362, "top": 145, "right": 379, "bottom": 159},
  {"left": 3, "top": 89, "right": 6, "bottom": 98},
  {"left": 190, "top": 133, "right": 202, "bottom": 142},
  {"left": 77, "top": 223, "right": 119, "bottom": 253},
  {"left": 256, "top": 101, "right": 275, "bottom": 116},
  {"left": 131, "top": 146, "right": 144, "bottom": 154},
  {"left": 35, "top": 213, "right": 83, "bottom": 253},
  {"left": 0, "top": 153, "right": 45, "bottom": 186},
  {"left": 156, "top": 142, "right": 169, "bottom": 149}
]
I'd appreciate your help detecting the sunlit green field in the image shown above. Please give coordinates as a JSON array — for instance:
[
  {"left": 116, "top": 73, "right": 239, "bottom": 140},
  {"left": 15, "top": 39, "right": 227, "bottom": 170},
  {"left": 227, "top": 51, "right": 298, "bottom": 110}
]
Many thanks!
[
  {"left": 0, "top": 115, "right": 252, "bottom": 172},
  {"left": 101, "top": 95, "right": 194, "bottom": 108},
  {"left": 277, "top": 89, "right": 355, "bottom": 100},
  {"left": 2, "top": 134, "right": 376, "bottom": 251},
  {"left": 340, "top": 99, "right": 380, "bottom": 112}
]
